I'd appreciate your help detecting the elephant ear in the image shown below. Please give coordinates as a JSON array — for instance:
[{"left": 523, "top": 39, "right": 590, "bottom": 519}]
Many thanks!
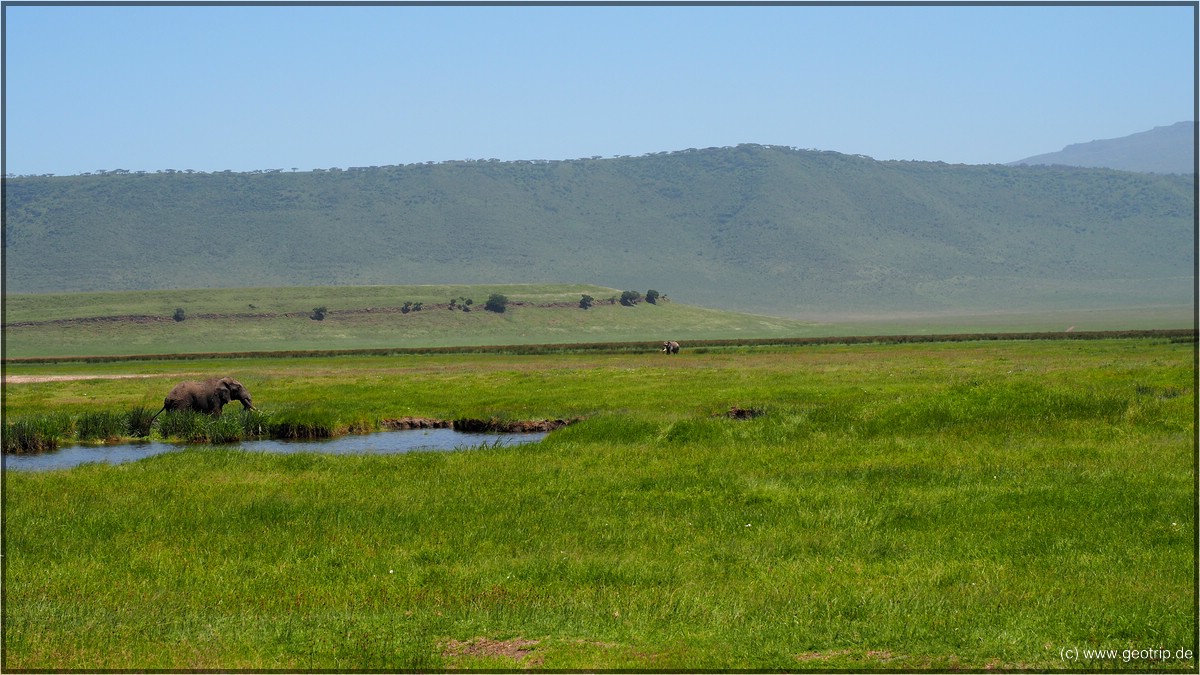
[{"left": 216, "top": 381, "right": 233, "bottom": 404}]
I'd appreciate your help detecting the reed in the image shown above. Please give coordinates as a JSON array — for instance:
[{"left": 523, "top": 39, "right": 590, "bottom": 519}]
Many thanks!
[
  {"left": 238, "top": 408, "right": 273, "bottom": 438},
  {"left": 151, "top": 409, "right": 278, "bottom": 443},
  {"left": 205, "top": 413, "right": 248, "bottom": 444},
  {"left": 74, "top": 410, "right": 128, "bottom": 442},
  {"left": 2, "top": 413, "right": 72, "bottom": 454},
  {"left": 1, "top": 406, "right": 359, "bottom": 452},
  {"left": 153, "top": 410, "right": 211, "bottom": 442},
  {"left": 266, "top": 405, "right": 339, "bottom": 439},
  {"left": 125, "top": 405, "right": 158, "bottom": 438}
]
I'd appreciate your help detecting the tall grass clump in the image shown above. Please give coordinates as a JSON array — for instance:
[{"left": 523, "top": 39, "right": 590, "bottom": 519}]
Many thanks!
[
  {"left": 152, "top": 409, "right": 273, "bottom": 443},
  {"left": 3, "top": 413, "right": 72, "bottom": 454},
  {"left": 238, "top": 408, "right": 273, "bottom": 438},
  {"left": 126, "top": 405, "right": 158, "bottom": 438},
  {"left": 267, "top": 405, "right": 339, "bottom": 439},
  {"left": 154, "top": 410, "right": 212, "bottom": 443},
  {"left": 74, "top": 410, "right": 128, "bottom": 442},
  {"left": 206, "top": 413, "right": 247, "bottom": 444}
]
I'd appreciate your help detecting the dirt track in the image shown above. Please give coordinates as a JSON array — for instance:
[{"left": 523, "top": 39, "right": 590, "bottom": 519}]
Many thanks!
[{"left": 4, "top": 374, "right": 164, "bottom": 384}]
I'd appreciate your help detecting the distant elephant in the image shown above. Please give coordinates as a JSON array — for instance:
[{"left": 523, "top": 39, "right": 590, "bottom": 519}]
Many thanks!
[
  {"left": 151, "top": 377, "right": 254, "bottom": 422},
  {"left": 662, "top": 341, "right": 680, "bottom": 355}
]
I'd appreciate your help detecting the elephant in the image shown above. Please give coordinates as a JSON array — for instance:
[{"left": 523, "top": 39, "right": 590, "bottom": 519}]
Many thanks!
[
  {"left": 150, "top": 377, "right": 254, "bottom": 422},
  {"left": 662, "top": 341, "right": 680, "bottom": 355}
]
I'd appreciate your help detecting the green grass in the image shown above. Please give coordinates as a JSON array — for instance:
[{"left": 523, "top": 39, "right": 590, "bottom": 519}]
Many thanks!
[
  {"left": 5, "top": 284, "right": 1192, "bottom": 359},
  {"left": 3, "top": 407, "right": 160, "bottom": 452},
  {"left": 805, "top": 305, "right": 1195, "bottom": 336},
  {"left": 2, "top": 412, "right": 73, "bottom": 454},
  {"left": 72, "top": 410, "right": 129, "bottom": 442},
  {"left": 4, "top": 283, "right": 620, "bottom": 323},
  {"left": 3, "top": 284, "right": 827, "bottom": 358},
  {"left": 5, "top": 407, "right": 355, "bottom": 450},
  {"left": 2, "top": 339, "right": 1195, "bottom": 670}
]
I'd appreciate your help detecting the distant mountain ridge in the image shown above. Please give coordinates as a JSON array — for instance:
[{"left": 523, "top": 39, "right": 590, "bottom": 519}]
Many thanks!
[
  {"left": 1010, "top": 122, "right": 1195, "bottom": 174},
  {"left": 4, "top": 145, "right": 1194, "bottom": 318}
]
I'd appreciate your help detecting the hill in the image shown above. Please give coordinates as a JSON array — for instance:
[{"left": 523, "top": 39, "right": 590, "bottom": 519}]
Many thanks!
[
  {"left": 3, "top": 145, "right": 1194, "bottom": 318},
  {"left": 1009, "top": 122, "right": 1195, "bottom": 175}
]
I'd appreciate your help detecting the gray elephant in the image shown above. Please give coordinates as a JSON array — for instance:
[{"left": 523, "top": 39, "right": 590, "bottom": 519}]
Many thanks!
[
  {"left": 151, "top": 377, "right": 254, "bottom": 421},
  {"left": 662, "top": 341, "right": 680, "bottom": 355}
]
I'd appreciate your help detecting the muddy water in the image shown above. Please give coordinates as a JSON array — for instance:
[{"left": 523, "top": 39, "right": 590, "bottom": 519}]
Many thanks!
[{"left": 3, "top": 428, "right": 548, "bottom": 472}]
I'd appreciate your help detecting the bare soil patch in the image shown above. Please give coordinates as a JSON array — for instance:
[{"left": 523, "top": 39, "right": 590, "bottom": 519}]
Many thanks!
[
  {"left": 442, "top": 637, "right": 542, "bottom": 667},
  {"left": 4, "top": 373, "right": 166, "bottom": 384},
  {"left": 795, "top": 649, "right": 852, "bottom": 662}
]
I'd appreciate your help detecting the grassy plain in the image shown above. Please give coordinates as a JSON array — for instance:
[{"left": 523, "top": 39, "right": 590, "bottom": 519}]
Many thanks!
[
  {"left": 3, "top": 284, "right": 820, "bottom": 358},
  {"left": 2, "top": 338, "right": 1195, "bottom": 670},
  {"left": 4, "top": 284, "right": 1192, "bottom": 358}
]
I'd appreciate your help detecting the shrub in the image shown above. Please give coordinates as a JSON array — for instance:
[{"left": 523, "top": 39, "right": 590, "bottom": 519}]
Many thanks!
[
  {"left": 580, "top": 294, "right": 595, "bottom": 310},
  {"left": 173, "top": 307, "right": 186, "bottom": 322},
  {"left": 485, "top": 293, "right": 508, "bottom": 313},
  {"left": 311, "top": 306, "right": 327, "bottom": 321}
]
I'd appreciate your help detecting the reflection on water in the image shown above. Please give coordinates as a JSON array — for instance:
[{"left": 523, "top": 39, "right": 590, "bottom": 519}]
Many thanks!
[{"left": 3, "top": 428, "right": 548, "bottom": 472}]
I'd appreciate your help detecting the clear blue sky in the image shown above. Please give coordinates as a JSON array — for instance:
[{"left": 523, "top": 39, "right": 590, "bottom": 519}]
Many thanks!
[{"left": 3, "top": 2, "right": 1194, "bottom": 176}]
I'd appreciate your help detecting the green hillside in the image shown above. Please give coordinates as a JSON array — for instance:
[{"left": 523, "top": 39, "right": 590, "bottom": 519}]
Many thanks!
[{"left": 4, "top": 145, "right": 1193, "bottom": 317}]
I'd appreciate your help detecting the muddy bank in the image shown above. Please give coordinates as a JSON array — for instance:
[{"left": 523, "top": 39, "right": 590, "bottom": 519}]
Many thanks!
[{"left": 382, "top": 417, "right": 580, "bottom": 433}]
